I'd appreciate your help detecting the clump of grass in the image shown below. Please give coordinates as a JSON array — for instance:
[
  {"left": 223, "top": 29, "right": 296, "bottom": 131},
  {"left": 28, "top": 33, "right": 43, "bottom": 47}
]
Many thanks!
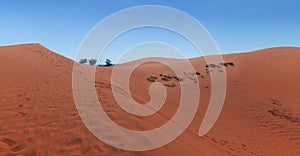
[
  {"left": 207, "top": 64, "right": 217, "bottom": 68},
  {"left": 161, "top": 77, "right": 170, "bottom": 81},
  {"left": 164, "top": 75, "right": 172, "bottom": 79},
  {"left": 227, "top": 62, "right": 234, "bottom": 66},
  {"left": 164, "top": 83, "right": 176, "bottom": 87},
  {"left": 219, "top": 62, "right": 227, "bottom": 67},
  {"left": 219, "top": 62, "right": 235, "bottom": 67},
  {"left": 176, "top": 77, "right": 183, "bottom": 81},
  {"left": 147, "top": 76, "right": 157, "bottom": 82},
  {"left": 156, "top": 73, "right": 184, "bottom": 83}
]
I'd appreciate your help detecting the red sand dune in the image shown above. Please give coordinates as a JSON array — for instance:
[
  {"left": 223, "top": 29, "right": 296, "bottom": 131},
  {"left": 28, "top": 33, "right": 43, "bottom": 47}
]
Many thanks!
[{"left": 0, "top": 43, "right": 300, "bottom": 155}]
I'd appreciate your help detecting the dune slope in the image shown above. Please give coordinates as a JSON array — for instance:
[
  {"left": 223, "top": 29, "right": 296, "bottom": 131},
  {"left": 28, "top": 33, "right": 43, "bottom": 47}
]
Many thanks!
[{"left": 0, "top": 44, "right": 300, "bottom": 155}]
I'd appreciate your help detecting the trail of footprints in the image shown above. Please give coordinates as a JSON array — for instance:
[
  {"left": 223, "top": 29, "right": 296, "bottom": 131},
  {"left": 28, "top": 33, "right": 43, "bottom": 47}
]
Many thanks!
[
  {"left": 204, "top": 129, "right": 257, "bottom": 156},
  {"left": 0, "top": 137, "right": 33, "bottom": 154},
  {"left": 31, "top": 44, "right": 71, "bottom": 71},
  {"left": 246, "top": 98, "right": 300, "bottom": 153}
]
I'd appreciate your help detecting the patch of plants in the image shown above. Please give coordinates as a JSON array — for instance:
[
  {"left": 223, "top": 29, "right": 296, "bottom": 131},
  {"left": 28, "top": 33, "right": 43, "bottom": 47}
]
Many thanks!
[
  {"left": 164, "top": 83, "right": 176, "bottom": 88},
  {"left": 147, "top": 76, "right": 157, "bottom": 82}
]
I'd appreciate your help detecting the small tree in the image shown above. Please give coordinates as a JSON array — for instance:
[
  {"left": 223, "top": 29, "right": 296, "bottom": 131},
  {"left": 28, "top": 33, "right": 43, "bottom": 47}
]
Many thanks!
[
  {"left": 88, "top": 58, "right": 97, "bottom": 65},
  {"left": 105, "top": 59, "right": 112, "bottom": 66},
  {"left": 79, "top": 58, "right": 87, "bottom": 64}
]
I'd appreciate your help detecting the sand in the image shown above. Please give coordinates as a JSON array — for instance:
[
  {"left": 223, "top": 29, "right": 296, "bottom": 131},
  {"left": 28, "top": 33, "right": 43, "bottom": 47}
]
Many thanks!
[{"left": 0, "top": 43, "right": 299, "bottom": 155}]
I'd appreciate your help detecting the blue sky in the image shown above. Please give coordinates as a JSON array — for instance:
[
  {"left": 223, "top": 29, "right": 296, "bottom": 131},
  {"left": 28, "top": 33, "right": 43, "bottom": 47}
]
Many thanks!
[{"left": 1, "top": 0, "right": 300, "bottom": 63}]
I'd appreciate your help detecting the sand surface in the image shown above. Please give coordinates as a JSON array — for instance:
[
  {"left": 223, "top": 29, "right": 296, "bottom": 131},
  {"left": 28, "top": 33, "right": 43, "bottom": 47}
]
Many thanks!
[{"left": 0, "top": 43, "right": 300, "bottom": 155}]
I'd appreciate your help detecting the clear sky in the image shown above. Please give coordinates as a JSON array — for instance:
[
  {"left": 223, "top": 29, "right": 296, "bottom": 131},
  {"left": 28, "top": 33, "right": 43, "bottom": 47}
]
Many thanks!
[{"left": 1, "top": 0, "right": 300, "bottom": 64}]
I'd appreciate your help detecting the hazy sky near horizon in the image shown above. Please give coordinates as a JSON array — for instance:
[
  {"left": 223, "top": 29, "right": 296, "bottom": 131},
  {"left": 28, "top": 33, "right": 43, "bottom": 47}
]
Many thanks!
[{"left": 1, "top": 0, "right": 300, "bottom": 63}]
